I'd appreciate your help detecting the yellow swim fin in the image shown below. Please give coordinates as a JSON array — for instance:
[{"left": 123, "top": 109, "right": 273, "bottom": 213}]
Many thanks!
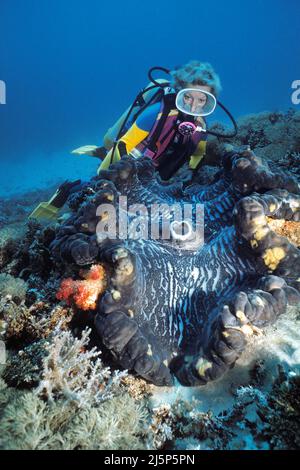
[
  {"left": 29, "top": 201, "right": 60, "bottom": 221},
  {"left": 71, "top": 145, "right": 107, "bottom": 159},
  {"left": 29, "top": 180, "right": 81, "bottom": 221}
]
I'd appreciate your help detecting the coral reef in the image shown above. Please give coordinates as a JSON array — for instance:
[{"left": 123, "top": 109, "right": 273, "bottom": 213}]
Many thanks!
[
  {"left": 278, "top": 151, "right": 300, "bottom": 179},
  {"left": 0, "top": 109, "right": 299, "bottom": 450},
  {"left": 2, "top": 350, "right": 300, "bottom": 450},
  {"left": 0, "top": 220, "right": 58, "bottom": 306},
  {"left": 0, "top": 380, "right": 148, "bottom": 450},
  {"left": 0, "top": 296, "right": 41, "bottom": 342},
  {"left": 0, "top": 224, "right": 26, "bottom": 271},
  {"left": 121, "top": 375, "right": 153, "bottom": 401},
  {"left": 3, "top": 340, "right": 48, "bottom": 388},
  {"left": 149, "top": 366, "right": 300, "bottom": 450},
  {"left": 0, "top": 328, "right": 149, "bottom": 450},
  {"left": 0, "top": 295, "right": 72, "bottom": 344},
  {"left": 267, "top": 217, "right": 300, "bottom": 247},
  {"left": 258, "top": 370, "right": 300, "bottom": 449},
  {"left": 0, "top": 273, "right": 28, "bottom": 302},
  {"left": 57, "top": 264, "right": 107, "bottom": 311},
  {"left": 148, "top": 303, "right": 300, "bottom": 450},
  {"left": 150, "top": 399, "right": 235, "bottom": 450},
  {"left": 49, "top": 146, "right": 300, "bottom": 387},
  {"left": 35, "top": 326, "right": 127, "bottom": 405},
  {"left": 209, "top": 109, "right": 300, "bottom": 164}
]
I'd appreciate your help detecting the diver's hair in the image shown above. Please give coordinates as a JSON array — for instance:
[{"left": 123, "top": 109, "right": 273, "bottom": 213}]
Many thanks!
[{"left": 170, "top": 60, "right": 222, "bottom": 97}]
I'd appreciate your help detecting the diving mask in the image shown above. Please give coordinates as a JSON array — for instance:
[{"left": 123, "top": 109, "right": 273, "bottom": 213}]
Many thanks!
[{"left": 175, "top": 88, "right": 217, "bottom": 117}]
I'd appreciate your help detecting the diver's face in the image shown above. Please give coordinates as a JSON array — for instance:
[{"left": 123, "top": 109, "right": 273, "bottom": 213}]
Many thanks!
[{"left": 182, "top": 84, "right": 212, "bottom": 113}]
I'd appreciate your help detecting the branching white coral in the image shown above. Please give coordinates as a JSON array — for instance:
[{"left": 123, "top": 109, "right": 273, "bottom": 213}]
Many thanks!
[
  {"left": 150, "top": 404, "right": 174, "bottom": 449},
  {"left": 236, "top": 385, "right": 268, "bottom": 407},
  {"left": 35, "top": 325, "right": 128, "bottom": 406},
  {"left": 0, "top": 342, "right": 148, "bottom": 450}
]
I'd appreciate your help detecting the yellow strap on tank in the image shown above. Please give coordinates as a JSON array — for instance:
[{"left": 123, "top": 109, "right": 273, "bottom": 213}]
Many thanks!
[
  {"left": 120, "top": 122, "right": 149, "bottom": 153},
  {"left": 98, "top": 123, "right": 149, "bottom": 173}
]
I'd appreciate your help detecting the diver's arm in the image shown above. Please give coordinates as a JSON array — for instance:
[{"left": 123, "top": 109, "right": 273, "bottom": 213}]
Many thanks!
[
  {"left": 103, "top": 79, "right": 168, "bottom": 150},
  {"left": 98, "top": 103, "right": 160, "bottom": 172},
  {"left": 103, "top": 107, "right": 133, "bottom": 150}
]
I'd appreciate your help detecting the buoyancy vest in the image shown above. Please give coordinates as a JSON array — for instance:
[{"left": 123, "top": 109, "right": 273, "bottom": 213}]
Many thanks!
[{"left": 135, "top": 93, "right": 207, "bottom": 167}]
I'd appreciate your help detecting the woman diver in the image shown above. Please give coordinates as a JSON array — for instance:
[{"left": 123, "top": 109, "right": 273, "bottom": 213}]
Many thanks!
[
  {"left": 74, "top": 60, "right": 223, "bottom": 181},
  {"left": 29, "top": 61, "right": 237, "bottom": 220}
]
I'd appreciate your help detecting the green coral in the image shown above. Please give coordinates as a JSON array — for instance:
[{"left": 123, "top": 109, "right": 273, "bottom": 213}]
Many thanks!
[
  {"left": 0, "top": 223, "right": 25, "bottom": 271},
  {"left": 0, "top": 297, "right": 40, "bottom": 342},
  {"left": 258, "top": 371, "right": 300, "bottom": 449},
  {"left": 0, "top": 274, "right": 28, "bottom": 302},
  {"left": 208, "top": 109, "right": 300, "bottom": 164},
  {"left": 0, "top": 328, "right": 150, "bottom": 450},
  {"left": 0, "top": 296, "right": 72, "bottom": 344},
  {"left": 0, "top": 389, "right": 148, "bottom": 450},
  {"left": 2, "top": 340, "right": 48, "bottom": 388},
  {"left": 150, "top": 398, "right": 238, "bottom": 450},
  {"left": 149, "top": 364, "right": 300, "bottom": 450}
]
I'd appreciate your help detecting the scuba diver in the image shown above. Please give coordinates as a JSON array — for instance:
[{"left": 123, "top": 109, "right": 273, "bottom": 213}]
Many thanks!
[
  {"left": 75, "top": 61, "right": 223, "bottom": 180},
  {"left": 30, "top": 60, "right": 237, "bottom": 220}
]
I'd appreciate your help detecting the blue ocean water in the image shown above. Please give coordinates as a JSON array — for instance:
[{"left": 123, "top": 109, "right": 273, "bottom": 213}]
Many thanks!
[{"left": 0, "top": 0, "right": 299, "bottom": 195}]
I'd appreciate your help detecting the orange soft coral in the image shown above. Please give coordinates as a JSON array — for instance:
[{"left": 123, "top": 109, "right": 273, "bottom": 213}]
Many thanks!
[{"left": 56, "top": 264, "right": 107, "bottom": 311}]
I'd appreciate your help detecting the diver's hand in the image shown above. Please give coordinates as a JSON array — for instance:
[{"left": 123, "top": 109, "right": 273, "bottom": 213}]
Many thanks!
[{"left": 71, "top": 145, "right": 99, "bottom": 156}]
